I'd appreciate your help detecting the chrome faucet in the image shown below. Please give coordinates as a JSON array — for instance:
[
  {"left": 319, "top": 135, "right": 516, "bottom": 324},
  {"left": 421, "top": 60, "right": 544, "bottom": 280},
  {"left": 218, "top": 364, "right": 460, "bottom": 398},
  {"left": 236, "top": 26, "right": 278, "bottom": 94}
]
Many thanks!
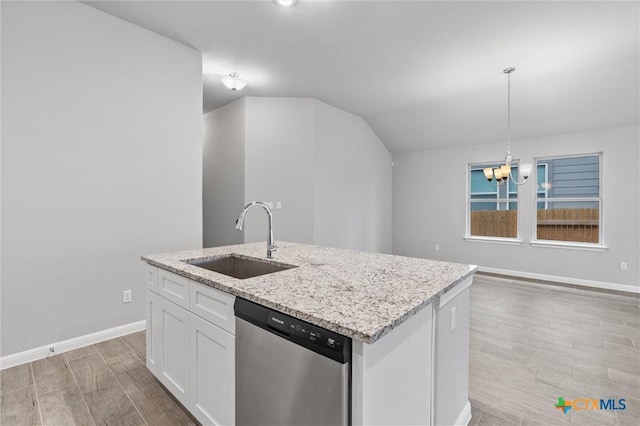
[{"left": 235, "top": 201, "right": 278, "bottom": 258}]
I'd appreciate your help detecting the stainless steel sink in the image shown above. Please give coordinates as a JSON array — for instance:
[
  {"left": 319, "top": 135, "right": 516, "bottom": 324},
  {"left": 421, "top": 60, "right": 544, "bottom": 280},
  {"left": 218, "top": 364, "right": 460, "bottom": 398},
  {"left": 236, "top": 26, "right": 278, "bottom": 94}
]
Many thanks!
[{"left": 186, "top": 254, "right": 297, "bottom": 279}]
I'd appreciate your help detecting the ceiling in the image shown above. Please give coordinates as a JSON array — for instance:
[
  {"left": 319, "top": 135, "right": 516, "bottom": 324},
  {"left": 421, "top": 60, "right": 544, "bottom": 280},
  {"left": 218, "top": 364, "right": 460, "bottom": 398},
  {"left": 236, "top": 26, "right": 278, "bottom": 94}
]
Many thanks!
[{"left": 86, "top": 0, "right": 639, "bottom": 154}]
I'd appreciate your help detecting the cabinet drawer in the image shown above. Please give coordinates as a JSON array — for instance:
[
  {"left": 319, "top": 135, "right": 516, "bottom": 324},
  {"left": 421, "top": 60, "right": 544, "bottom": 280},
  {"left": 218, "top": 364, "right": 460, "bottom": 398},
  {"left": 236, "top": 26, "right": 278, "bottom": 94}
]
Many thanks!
[
  {"left": 144, "top": 263, "right": 158, "bottom": 293},
  {"left": 158, "top": 269, "right": 189, "bottom": 309},
  {"left": 190, "top": 281, "right": 236, "bottom": 335}
]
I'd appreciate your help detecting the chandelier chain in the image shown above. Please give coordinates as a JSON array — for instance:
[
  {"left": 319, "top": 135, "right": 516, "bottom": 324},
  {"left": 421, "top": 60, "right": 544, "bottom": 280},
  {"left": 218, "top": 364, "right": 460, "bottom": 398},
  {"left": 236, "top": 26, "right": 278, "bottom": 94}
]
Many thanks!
[
  {"left": 483, "top": 66, "right": 530, "bottom": 187},
  {"left": 506, "top": 70, "right": 511, "bottom": 156}
]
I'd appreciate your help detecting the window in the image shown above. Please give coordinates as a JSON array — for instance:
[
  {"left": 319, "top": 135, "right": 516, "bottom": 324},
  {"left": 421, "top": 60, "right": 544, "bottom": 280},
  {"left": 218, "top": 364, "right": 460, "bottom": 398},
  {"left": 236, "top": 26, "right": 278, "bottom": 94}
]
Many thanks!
[
  {"left": 468, "top": 162, "right": 520, "bottom": 239},
  {"left": 534, "top": 154, "right": 601, "bottom": 245}
]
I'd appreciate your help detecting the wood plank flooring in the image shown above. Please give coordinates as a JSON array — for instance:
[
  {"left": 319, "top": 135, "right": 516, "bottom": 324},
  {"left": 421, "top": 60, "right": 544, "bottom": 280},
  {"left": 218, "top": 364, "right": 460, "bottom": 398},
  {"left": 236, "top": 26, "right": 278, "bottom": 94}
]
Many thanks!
[
  {"left": 469, "top": 274, "right": 640, "bottom": 426},
  {"left": 0, "top": 331, "right": 196, "bottom": 426},
  {"left": 1, "top": 276, "right": 638, "bottom": 425}
]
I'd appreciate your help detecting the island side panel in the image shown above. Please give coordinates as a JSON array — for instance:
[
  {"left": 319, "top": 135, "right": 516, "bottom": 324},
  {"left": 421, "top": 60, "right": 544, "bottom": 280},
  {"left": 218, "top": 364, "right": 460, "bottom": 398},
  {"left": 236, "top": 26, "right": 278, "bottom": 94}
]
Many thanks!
[
  {"left": 434, "top": 276, "right": 472, "bottom": 426},
  {"left": 352, "top": 303, "right": 433, "bottom": 425}
]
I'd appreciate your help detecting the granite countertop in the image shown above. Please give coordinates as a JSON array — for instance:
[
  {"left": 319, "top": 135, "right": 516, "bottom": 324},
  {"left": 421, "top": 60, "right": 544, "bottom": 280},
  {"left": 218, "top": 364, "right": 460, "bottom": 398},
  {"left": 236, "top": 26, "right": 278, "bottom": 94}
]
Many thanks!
[{"left": 142, "top": 242, "right": 477, "bottom": 344}]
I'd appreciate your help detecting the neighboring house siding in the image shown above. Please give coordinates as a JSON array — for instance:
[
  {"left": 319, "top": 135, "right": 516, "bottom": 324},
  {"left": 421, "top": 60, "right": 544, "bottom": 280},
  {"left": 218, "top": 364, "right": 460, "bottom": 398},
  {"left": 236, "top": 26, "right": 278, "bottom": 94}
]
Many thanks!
[
  {"left": 540, "top": 156, "right": 599, "bottom": 209},
  {"left": 545, "top": 156, "right": 599, "bottom": 198}
]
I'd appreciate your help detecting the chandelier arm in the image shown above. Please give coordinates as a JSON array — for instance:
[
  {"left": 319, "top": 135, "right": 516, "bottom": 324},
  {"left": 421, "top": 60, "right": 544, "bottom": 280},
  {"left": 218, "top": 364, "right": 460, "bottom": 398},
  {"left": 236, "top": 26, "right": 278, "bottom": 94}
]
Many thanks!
[{"left": 508, "top": 172, "right": 527, "bottom": 186}]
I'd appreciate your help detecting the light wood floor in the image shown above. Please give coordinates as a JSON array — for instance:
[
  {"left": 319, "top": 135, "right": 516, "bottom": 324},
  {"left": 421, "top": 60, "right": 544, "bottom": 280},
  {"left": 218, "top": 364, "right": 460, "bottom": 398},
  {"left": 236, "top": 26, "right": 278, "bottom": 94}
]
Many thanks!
[
  {"left": 0, "top": 331, "right": 196, "bottom": 426},
  {"left": 469, "top": 274, "right": 640, "bottom": 426},
  {"left": 1, "top": 276, "right": 638, "bottom": 426}
]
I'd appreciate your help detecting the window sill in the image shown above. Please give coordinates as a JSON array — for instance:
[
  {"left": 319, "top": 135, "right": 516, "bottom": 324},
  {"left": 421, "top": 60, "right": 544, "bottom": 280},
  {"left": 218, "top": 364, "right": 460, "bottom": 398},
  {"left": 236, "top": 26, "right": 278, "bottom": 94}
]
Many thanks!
[
  {"left": 464, "top": 236, "right": 523, "bottom": 245},
  {"left": 530, "top": 240, "right": 608, "bottom": 252}
]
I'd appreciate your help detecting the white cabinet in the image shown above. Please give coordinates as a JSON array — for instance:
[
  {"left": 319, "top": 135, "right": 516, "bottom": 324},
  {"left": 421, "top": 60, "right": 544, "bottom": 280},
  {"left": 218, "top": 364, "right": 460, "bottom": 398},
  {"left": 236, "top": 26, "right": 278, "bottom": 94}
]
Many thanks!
[
  {"left": 434, "top": 276, "right": 472, "bottom": 426},
  {"left": 351, "top": 304, "right": 433, "bottom": 426},
  {"left": 146, "top": 290, "right": 161, "bottom": 375},
  {"left": 352, "top": 276, "right": 473, "bottom": 426},
  {"left": 190, "top": 313, "right": 235, "bottom": 426},
  {"left": 147, "top": 290, "right": 190, "bottom": 407},
  {"left": 145, "top": 266, "right": 236, "bottom": 426}
]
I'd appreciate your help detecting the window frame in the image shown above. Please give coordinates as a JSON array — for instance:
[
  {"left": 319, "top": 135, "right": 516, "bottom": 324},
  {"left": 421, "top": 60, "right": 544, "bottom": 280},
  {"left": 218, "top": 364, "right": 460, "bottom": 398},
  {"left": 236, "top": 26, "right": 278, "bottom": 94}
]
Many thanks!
[
  {"left": 466, "top": 161, "right": 522, "bottom": 243},
  {"left": 537, "top": 163, "right": 549, "bottom": 210},
  {"left": 531, "top": 152, "right": 606, "bottom": 250}
]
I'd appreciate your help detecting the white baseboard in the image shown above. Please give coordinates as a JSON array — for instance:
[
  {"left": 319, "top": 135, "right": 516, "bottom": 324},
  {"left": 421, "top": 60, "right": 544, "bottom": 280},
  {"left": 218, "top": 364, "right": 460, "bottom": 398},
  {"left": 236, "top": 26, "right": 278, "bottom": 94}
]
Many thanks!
[
  {"left": 478, "top": 266, "right": 639, "bottom": 294},
  {"left": 455, "top": 400, "right": 472, "bottom": 426},
  {"left": 0, "top": 320, "right": 146, "bottom": 370}
]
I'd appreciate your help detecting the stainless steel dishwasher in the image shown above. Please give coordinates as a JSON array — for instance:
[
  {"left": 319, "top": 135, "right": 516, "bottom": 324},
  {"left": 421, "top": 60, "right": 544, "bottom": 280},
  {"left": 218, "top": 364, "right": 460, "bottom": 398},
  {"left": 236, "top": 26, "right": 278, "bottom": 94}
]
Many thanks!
[{"left": 235, "top": 298, "right": 351, "bottom": 426}]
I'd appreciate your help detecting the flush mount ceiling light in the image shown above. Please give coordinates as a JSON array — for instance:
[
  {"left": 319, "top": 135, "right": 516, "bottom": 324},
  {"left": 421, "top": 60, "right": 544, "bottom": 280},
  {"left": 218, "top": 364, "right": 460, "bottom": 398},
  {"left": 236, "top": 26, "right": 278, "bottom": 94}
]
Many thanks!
[
  {"left": 274, "top": 0, "right": 297, "bottom": 6},
  {"left": 483, "top": 67, "right": 532, "bottom": 186},
  {"left": 221, "top": 72, "right": 247, "bottom": 91}
]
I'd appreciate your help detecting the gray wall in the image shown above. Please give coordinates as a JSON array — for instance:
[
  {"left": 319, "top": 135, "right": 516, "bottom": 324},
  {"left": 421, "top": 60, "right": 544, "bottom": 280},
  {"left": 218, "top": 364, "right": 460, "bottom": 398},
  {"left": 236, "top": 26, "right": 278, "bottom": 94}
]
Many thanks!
[
  {"left": 244, "top": 98, "right": 316, "bottom": 245},
  {"left": 1, "top": 1, "right": 203, "bottom": 356},
  {"left": 393, "top": 125, "right": 639, "bottom": 288},
  {"left": 202, "top": 97, "right": 392, "bottom": 253},
  {"left": 203, "top": 99, "right": 245, "bottom": 248},
  {"left": 314, "top": 101, "right": 392, "bottom": 253}
]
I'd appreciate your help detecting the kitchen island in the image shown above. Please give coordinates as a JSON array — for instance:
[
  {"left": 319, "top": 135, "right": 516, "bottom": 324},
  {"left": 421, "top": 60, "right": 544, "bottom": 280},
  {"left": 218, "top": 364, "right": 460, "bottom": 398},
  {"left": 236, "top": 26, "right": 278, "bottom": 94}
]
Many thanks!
[{"left": 142, "top": 241, "right": 477, "bottom": 425}]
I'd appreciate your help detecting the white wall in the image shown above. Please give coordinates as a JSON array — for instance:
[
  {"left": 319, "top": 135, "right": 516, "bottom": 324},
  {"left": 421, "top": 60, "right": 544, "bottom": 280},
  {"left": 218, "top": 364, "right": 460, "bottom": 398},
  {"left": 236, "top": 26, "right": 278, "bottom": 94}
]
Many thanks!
[
  {"left": 244, "top": 97, "right": 315, "bottom": 245},
  {"left": 203, "top": 99, "right": 245, "bottom": 248},
  {"left": 393, "top": 125, "right": 640, "bottom": 289},
  {"left": 1, "top": 2, "right": 203, "bottom": 356},
  {"left": 314, "top": 101, "right": 392, "bottom": 253},
  {"left": 202, "top": 97, "right": 392, "bottom": 253}
]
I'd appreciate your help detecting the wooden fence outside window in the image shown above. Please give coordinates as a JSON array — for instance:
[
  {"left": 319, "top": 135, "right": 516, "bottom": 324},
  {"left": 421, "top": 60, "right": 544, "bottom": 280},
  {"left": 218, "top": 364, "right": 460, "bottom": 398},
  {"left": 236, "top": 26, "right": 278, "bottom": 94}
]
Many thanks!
[{"left": 470, "top": 208, "right": 599, "bottom": 243}]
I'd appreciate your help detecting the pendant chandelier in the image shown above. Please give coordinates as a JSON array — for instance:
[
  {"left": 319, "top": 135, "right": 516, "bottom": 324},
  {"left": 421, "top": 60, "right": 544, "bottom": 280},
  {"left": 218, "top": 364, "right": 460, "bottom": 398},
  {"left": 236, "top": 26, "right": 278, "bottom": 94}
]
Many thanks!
[{"left": 483, "top": 67, "right": 531, "bottom": 185}]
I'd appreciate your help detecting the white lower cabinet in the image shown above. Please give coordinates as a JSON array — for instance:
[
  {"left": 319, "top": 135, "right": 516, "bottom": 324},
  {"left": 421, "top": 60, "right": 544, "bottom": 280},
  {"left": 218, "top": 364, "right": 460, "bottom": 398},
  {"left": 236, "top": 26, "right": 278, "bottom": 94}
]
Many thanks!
[
  {"left": 147, "top": 290, "right": 190, "bottom": 407},
  {"left": 434, "top": 276, "right": 472, "bottom": 426},
  {"left": 190, "top": 313, "right": 235, "bottom": 426},
  {"left": 146, "top": 290, "right": 160, "bottom": 376},
  {"left": 146, "top": 267, "right": 236, "bottom": 426}
]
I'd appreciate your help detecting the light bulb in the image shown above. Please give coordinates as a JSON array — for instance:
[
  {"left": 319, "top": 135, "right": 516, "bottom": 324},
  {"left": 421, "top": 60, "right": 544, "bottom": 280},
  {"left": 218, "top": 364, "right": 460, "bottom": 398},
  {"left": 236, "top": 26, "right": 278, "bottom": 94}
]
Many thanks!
[{"left": 483, "top": 167, "right": 494, "bottom": 181}]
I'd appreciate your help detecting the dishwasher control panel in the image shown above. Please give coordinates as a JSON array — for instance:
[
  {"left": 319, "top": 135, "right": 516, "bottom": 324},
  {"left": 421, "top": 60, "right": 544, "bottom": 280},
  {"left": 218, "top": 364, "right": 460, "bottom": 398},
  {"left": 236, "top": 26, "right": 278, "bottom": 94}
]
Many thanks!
[
  {"left": 235, "top": 297, "right": 351, "bottom": 364},
  {"left": 267, "top": 312, "right": 345, "bottom": 352}
]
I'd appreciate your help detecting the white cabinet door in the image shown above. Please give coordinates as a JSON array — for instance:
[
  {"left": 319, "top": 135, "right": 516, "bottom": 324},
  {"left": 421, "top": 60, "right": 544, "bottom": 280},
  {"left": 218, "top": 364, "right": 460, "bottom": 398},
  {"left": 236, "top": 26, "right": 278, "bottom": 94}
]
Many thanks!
[
  {"left": 190, "top": 313, "right": 235, "bottom": 426},
  {"left": 155, "top": 292, "right": 190, "bottom": 407},
  {"left": 146, "top": 290, "right": 162, "bottom": 376}
]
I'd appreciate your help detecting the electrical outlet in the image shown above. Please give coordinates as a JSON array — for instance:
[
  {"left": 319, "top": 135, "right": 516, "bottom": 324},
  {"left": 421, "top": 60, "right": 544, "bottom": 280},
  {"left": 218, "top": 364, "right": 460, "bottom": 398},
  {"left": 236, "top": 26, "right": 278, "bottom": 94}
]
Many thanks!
[
  {"left": 450, "top": 307, "right": 457, "bottom": 332},
  {"left": 123, "top": 290, "right": 132, "bottom": 303},
  {"left": 435, "top": 244, "right": 440, "bottom": 251},
  {"left": 620, "top": 262, "right": 628, "bottom": 271}
]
